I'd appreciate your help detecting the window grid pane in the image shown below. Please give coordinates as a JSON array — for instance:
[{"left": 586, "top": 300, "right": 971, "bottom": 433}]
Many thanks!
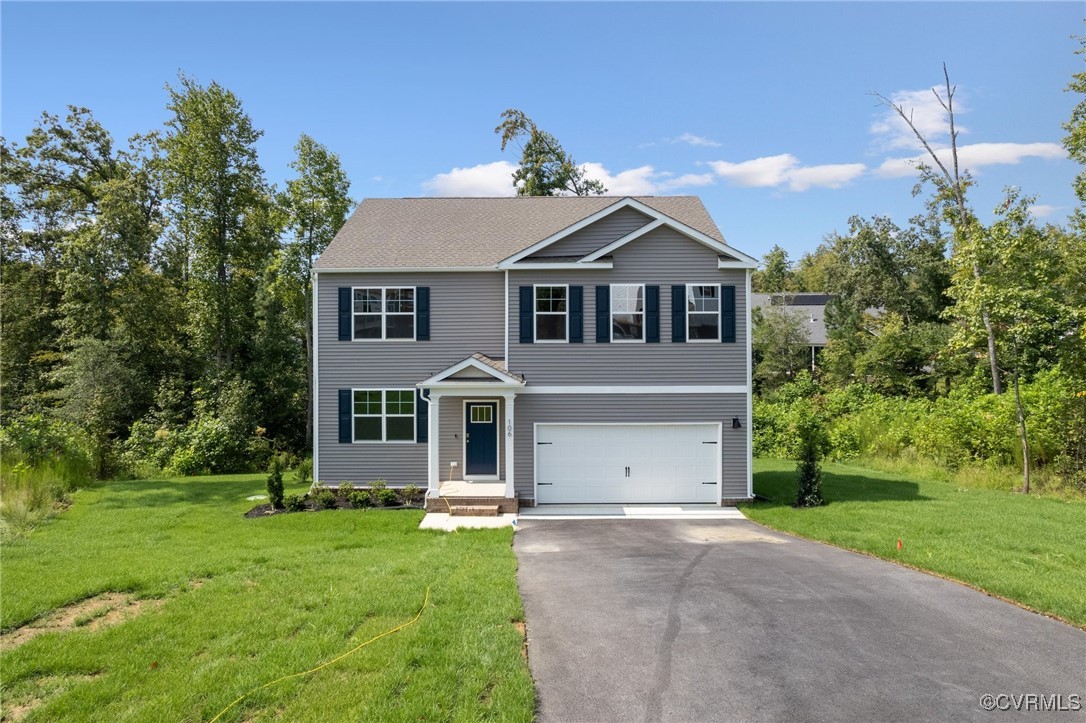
[{"left": 353, "top": 389, "right": 414, "bottom": 441}]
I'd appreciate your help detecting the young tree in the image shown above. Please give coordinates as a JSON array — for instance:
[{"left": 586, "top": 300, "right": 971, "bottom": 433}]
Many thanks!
[
  {"left": 794, "top": 416, "right": 824, "bottom": 508},
  {"left": 278, "top": 134, "right": 353, "bottom": 447},
  {"left": 495, "top": 109, "right": 606, "bottom": 196},
  {"left": 876, "top": 66, "right": 1003, "bottom": 394}
]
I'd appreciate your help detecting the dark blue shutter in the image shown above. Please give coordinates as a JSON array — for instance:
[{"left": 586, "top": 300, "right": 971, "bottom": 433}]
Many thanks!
[
  {"left": 595, "top": 286, "right": 610, "bottom": 343},
  {"left": 569, "top": 286, "right": 583, "bottom": 343},
  {"left": 721, "top": 285, "right": 736, "bottom": 343},
  {"left": 416, "top": 389, "right": 428, "bottom": 442},
  {"left": 645, "top": 285, "right": 660, "bottom": 343},
  {"left": 338, "top": 288, "right": 352, "bottom": 341},
  {"left": 338, "top": 389, "right": 352, "bottom": 443},
  {"left": 519, "top": 286, "right": 534, "bottom": 343},
  {"left": 671, "top": 285, "right": 686, "bottom": 343},
  {"left": 416, "top": 287, "right": 430, "bottom": 340}
]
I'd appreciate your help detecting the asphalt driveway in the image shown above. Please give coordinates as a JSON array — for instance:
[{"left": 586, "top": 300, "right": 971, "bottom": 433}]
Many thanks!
[{"left": 514, "top": 518, "right": 1086, "bottom": 722}]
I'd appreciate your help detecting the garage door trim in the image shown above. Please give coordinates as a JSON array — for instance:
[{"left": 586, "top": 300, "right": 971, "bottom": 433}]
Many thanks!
[{"left": 532, "top": 422, "right": 723, "bottom": 505}]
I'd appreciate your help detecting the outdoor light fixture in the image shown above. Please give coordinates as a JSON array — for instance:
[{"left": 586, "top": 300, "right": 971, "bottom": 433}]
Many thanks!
[{"left": 732, "top": 417, "right": 742, "bottom": 429}]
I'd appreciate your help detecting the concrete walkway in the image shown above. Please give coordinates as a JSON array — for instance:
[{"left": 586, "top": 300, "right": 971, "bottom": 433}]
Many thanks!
[{"left": 515, "top": 518, "right": 1086, "bottom": 722}]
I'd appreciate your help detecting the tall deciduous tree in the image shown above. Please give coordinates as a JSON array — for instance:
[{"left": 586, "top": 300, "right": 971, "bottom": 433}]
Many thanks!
[
  {"left": 495, "top": 109, "right": 606, "bottom": 196},
  {"left": 160, "top": 74, "right": 278, "bottom": 397},
  {"left": 752, "top": 245, "right": 795, "bottom": 293},
  {"left": 876, "top": 66, "right": 1003, "bottom": 394},
  {"left": 752, "top": 305, "right": 812, "bottom": 391},
  {"left": 278, "top": 135, "right": 353, "bottom": 448}
]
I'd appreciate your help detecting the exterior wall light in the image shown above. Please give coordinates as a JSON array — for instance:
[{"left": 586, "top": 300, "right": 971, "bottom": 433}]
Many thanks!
[{"left": 732, "top": 417, "right": 742, "bottom": 429}]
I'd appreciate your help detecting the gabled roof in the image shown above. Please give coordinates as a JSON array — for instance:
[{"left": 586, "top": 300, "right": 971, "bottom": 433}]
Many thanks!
[
  {"left": 314, "top": 196, "right": 729, "bottom": 270},
  {"left": 751, "top": 293, "right": 831, "bottom": 346},
  {"left": 419, "top": 353, "right": 526, "bottom": 387}
]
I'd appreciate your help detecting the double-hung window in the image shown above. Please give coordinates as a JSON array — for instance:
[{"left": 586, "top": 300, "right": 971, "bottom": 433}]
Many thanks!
[
  {"left": 353, "top": 287, "right": 415, "bottom": 340},
  {"left": 353, "top": 389, "right": 415, "bottom": 442},
  {"left": 687, "top": 284, "right": 720, "bottom": 341},
  {"left": 611, "top": 284, "right": 644, "bottom": 341},
  {"left": 534, "top": 285, "right": 568, "bottom": 342}
]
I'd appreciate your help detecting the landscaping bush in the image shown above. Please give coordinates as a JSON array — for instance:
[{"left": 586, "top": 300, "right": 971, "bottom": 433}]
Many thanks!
[
  {"left": 283, "top": 493, "right": 307, "bottom": 512},
  {"left": 347, "top": 490, "right": 370, "bottom": 509},
  {"left": 337, "top": 481, "right": 354, "bottom": 499},
  {"left": 266, "top": 457, "right": 284, "bottom": 509},
  {"left": 368, "top": 479, "right": 388, "bottom": 507},
  {"left": 295, "top": 457, "right": 312, "bottom": 487},
  {"left": 376, "top": 487, "right": 400, "bottom": 507},
  {"left": 313, "top": 488, "right": 337, "bottom": 510},
  {"left": 794, "top": 418, "right": 824, "bottom": 508},
  {"left": 402, "top": 484, "right": 423, "bottom": 505}
]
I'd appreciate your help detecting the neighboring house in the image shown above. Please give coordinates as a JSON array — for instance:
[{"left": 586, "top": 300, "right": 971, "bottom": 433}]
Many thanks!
[
  {"left": 751, "top": 293, "right": 831, "bottom": 371},
  {"left": 313, "top": 196, "right": 757, "bottom": 507}
]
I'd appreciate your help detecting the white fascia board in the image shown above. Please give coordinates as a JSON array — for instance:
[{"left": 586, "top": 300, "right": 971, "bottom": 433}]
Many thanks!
[
  {"left": 718, "top": 258, "right": 758, "bottom": 270},
  {"left": 498, "top": 197, "right": 637, "bottom": 265},
  {"left": 314, "top": 266, "right": 497, "bottom": 274},
  {"left": 584, "top": 213, "right": 758, "bottom": 265},
  {"left": 418, "top": 382, "right": 524, "bottom": 395},
  {"left": 519, "top": 385, "right": 749, "bottom": 394},
  {"left": 419, "top": 357, "right": 524, "bottom": 386},
  {"left": 499, "top": 261, "right": 614, "bottom": 271}
]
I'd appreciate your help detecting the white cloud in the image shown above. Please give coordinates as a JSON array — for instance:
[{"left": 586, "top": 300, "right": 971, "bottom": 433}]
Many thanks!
[
  {"left": 659, "top": 172, "right": 716, "bottom": 190},
  {"left": 670, "top": 133, "right": 721, "bottom": 148},
  {"left": 422, "top": 161, "right": 518, "bottom": 196},
  {"left": 874, "top": 142, "right": 1065, "bottom": 179},
  {"left": 579, "top": 163, "right": 659, "bottom": 195},
  {"left": 707, "top": 154, "right": 865, "bottom": 191},
  {"left": 870, "top": 87, "right": 963, "bottom": 151},
  {"left": 1027, "top": 204, "right": 1060, "bottom": 218}
]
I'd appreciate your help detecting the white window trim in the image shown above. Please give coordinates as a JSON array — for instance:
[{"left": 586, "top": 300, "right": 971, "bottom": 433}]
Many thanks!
[
  {"left": 351, "top": 286, "right": 417, "bottom": 342},
  {"left": 533, "top": 284, "right": 569, "bottom": 344},
  {"left": 351, "top": 388, "right": 417, "bottom": 444},
  {"left": 685, "top": 283, "right": 721, "bottom": 343},
  {"left": 610, "top": 283, "right": 646, "bottom": 343}
]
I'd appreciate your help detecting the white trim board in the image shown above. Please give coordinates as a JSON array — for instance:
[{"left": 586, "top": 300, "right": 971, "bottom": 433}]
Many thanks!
[
  {"left": 518, "top": 385, "right": 748, "bottom": 394},
  {"left": 498, "top": 198, "right": 633, "bottom": 266},
  {"left": 462, "top": 399, "right": 500, "bottom": 481},
  {"left": 419, "top": 356, "right": 524, "bottom": 387},
  {"left": 315, "top": 266, "right": 497, "bottom": 274}
]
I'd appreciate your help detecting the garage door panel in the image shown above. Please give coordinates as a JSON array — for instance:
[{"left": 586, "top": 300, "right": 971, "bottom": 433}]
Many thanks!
[{"left": 536, "top": 424, "right": 719, "bottom": 504}]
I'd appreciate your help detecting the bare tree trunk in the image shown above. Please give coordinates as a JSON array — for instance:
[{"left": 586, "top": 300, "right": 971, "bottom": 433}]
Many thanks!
[
  {"left": 1011, "top": 342, "right": 1030, "bottom": 494},
  {"left": 876, "top": 64, "right": 1003, "bottom": 395}
]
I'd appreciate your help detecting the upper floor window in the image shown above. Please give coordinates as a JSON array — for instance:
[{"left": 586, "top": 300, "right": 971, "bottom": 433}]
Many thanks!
[
  {"left": 535, "top": 285, "right": 568, "bottom": 342},
  {"left": 353, "top": 287, "right": 414, "bottom": 340},
  {"left": 687, "top": 284, "right": 720, "bottom": 341},
  {"left": 611, "top": 284, "right": 644, "bottom": 342},
  {"left": 353, "top": 389, "right": 415, "bottom": 442}
]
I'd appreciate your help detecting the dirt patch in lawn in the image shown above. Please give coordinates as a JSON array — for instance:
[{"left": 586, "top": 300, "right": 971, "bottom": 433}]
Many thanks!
[
  {"left": 0, "top": 593, "right": 165, "bottom": 651},
  {"left": 513, "top": 620, "right": 528, "bottom": 661},
  {"left": 2, "top": 672, "right": 101, "bottom": 722}
]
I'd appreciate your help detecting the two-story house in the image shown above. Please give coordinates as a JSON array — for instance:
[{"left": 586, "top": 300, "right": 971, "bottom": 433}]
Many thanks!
[{"left": 313, "top": 196, "right": 756, "bottom": 507}]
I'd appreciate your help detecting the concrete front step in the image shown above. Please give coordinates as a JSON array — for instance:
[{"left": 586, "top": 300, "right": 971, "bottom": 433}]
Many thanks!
[
  {"left": 449, "top": 504, "right": 500, "bottom": 517},
  {"left": 425, "top": 496, "right": 519, "bottom": 514}
]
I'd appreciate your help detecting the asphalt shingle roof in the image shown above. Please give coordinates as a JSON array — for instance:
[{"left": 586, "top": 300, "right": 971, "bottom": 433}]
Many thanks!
[{"left": 314, "top": 196, "right": 726, "bottom": 270}]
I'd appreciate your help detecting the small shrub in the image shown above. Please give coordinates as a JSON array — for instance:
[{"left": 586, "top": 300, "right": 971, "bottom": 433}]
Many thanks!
[
  {"left": 338, "top": 481, "right": 354, "bottom": 499},
  {"left": 347, "top": 490, "right": 371, "bottom": 509},
  {"left": 295, "top": 457, "right": 313, "bottom": 487},
  {"left": 266, "top": 457, "right": 285, "bottom": 509},
  {"left": 367, "top": 479, "right": 388, "bottom": 506},
  {"left": 402, "top": 484, "right": 423, "bottom": 505},
  {"left": 794, "top": 418, "right": 824, "bottom": 508},
  {"left": 313, "top": 488, "right": 337, "bottom": 510},
  {"left": 377, "top": 487, "right": 400, "bottom": 507},
  {"left": 283, "top": 493, "right": 307, "bottom": 512}
]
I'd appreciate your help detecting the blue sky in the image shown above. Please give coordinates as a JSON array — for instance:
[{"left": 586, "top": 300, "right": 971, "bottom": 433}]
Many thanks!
[{"left": 2, "top": 2, "right": 1080, "bottom": 260}]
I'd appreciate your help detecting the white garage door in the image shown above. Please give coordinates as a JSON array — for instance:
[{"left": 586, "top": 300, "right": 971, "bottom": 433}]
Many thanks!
[{"left": 535, "top": 424, "right": 720, "bottom": 504}]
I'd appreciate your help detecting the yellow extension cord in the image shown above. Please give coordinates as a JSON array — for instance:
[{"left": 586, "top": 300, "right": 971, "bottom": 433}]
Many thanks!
[{"left": 207, "top": 586, "right": 431, "bottom": 723}]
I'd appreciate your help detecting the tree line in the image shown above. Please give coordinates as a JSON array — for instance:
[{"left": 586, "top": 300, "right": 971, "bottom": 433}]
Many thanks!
[{"left": 2, "top": 74, "right": 351, "bottom": 478}]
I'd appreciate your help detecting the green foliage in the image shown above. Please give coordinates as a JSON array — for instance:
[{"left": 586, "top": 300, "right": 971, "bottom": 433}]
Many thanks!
[
  {"left": 266, "top": 456, "right": 284, "bottom": 509},
  {"left": 337, "top": 481, "right": 354, "bottom": 498},
  {"left": 376, "top": 487, "right": 400, "bottom": 507},
  {"left": 1063, "top": 34, "right": 1086, "bottom": 204},
  {"left": 283, "top": 493, "right": 307, "bottom": 512},
  {"left": 347, "top": 490, "right": 371, "bottom": 509},
  {"left": 752, "top": 305, "right": 811, "bottom": 391},
  {"left": 751, "top": 245, "right": 795, "bottom": 293},
  {"left": 794, "top": 419, "right": 824, "bottom": 507},
  {"left": 495, "top": 109, "right": 605, "bottom": 196},
  {"left": 402, "top": 484, "right": 423, "bottom": 505},
  {"left": 295, "top": 457, "right": 312, "bottom": 487},
  {"left": 312, "top": 487, "right": 337, "bottom": 510}
]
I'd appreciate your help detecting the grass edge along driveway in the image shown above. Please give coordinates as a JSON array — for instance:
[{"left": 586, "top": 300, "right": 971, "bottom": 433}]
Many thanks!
[
  {"left": 1, "top": 473, "right": 535, "bottom": 722},
  {"left": 742, "top": 459, "right": 1086, "bottom": 629}
]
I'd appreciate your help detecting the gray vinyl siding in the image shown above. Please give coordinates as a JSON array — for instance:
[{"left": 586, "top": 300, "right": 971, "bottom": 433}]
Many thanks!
[
  {"left": 438, "top": 397, "right": 505, "bottom": 481},
  {"left": 527, "top": 206, "right": 652, "bottom": 259},
  {"left": 514, "top": 393, "right": 749, "bottom": 501},
  {"left": 510, "top": 226, "right": 749, "bottom": 385},
  {"left": 315, "top": 271, "right": 503, "bottom": 487}
]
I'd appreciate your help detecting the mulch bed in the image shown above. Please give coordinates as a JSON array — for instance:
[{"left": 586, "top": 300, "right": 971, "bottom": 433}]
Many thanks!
[{"left": 244, "top": 500, "right": 423, "bottom": 518}]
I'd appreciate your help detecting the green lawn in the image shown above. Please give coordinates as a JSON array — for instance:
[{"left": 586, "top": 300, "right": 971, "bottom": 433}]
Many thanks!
[
  {"left": 743, "top": 459, "right": 1086, "bottom": 628},
  {"left": 1, "top": 474, "right": 535, "bottom": 722}
]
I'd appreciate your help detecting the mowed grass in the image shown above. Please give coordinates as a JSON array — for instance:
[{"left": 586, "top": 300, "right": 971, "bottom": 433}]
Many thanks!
[
  {"left": 1, "top": 474, "right": 535, "bottom": 722},
  {"left": 743, "top": 459, "right": 1086, "bottom": 628}
]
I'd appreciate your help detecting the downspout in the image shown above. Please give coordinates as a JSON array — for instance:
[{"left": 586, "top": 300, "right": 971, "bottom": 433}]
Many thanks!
[{"left": 419, "top": 388, "right": 435, "bottom": 498}]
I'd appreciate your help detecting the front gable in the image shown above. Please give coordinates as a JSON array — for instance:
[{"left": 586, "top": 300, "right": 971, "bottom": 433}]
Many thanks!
[{"left": 525, "top": 205, "right": 654, "bottom": 260}]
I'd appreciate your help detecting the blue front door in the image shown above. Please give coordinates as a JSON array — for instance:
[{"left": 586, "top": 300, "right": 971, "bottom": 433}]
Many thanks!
[{"left": 465, "top": 402, "right": 498, "bottom": 476}]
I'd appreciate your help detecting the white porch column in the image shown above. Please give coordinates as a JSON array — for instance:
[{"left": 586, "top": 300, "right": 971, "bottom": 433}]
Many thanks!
[
  {"left": 427, "top": 391, "right": 442, "bottom": 496},
  {"left": 504, "top": 393, "right": 516, "bottom": 499}
]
